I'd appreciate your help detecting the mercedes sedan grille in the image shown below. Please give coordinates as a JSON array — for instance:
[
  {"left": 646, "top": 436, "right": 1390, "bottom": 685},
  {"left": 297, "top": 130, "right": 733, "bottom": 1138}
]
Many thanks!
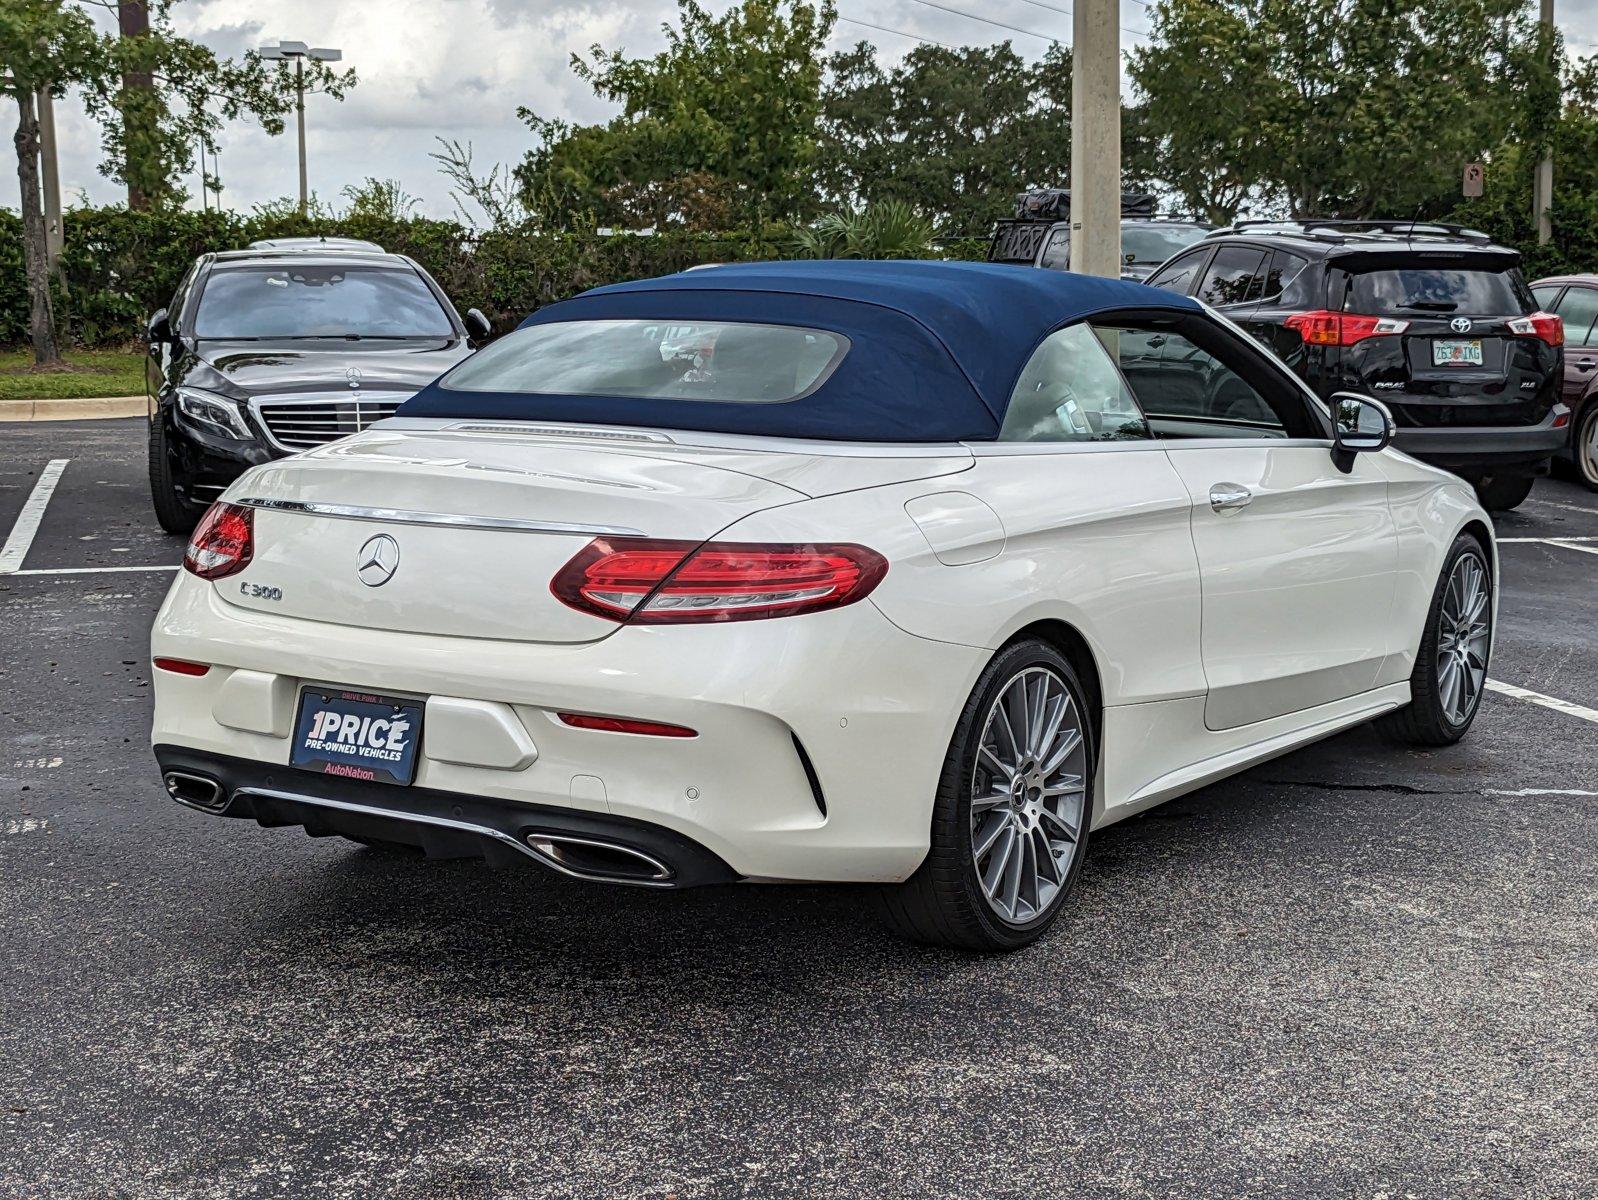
[{"left": 255, "top": 396, "right": 408, "bottom": 450}]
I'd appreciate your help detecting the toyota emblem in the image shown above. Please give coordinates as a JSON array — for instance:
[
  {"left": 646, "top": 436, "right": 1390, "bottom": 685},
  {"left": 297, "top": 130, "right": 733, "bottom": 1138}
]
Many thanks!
[
  {"left": 356, "top": 534, "right": 400, "bottom": 587},
  {"left": 1449, "top": 317, "right": 1473, "bottom": 334}
]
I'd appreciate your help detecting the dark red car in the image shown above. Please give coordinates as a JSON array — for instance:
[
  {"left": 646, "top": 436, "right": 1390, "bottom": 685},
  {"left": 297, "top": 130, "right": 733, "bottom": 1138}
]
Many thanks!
[{"left": 1532, "top": 275, "right": 1598, "bottom": 490}]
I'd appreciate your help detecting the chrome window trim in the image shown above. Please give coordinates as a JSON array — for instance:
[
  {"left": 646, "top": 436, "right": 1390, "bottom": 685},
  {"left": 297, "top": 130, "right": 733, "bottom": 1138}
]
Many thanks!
[
  {"left": 965, "top": 437, "right": 1335, "bottom": 457},
  {"left": 233, "top": 497, "right": 644, "bottom": 537}
]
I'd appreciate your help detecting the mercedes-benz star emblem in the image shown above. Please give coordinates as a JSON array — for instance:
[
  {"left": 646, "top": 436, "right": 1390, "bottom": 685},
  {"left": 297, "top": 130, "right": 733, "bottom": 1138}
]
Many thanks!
[
  {"left": 346, "top": 366, "right": 362, "bottom": 390},
  {"left": 357, "top": 534, "right": 400, "bottom": 587},
  {"left": 1450, "top": 317, "right": 1473, "bottom": 334}
]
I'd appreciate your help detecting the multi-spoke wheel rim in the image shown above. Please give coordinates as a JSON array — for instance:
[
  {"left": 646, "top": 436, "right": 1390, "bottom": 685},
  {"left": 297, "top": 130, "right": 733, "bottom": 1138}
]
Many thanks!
[
  {"left": 1436, "top": 553, "right": 1491, "bottom": 726},
  {"left": 970, "top": 667, "right": 1088, "bottom": 925},
  {"left": 1579, "top": 410, "right": 1598, "bottom": 486}
]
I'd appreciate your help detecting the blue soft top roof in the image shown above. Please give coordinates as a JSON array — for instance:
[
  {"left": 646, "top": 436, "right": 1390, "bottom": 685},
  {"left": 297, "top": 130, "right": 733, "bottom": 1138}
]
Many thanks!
[{"left": 400, "top": 259, "right": 1201, "bottom": 442}]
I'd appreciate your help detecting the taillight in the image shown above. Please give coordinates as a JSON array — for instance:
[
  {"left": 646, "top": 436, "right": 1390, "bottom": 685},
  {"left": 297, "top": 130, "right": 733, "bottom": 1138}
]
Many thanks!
[
  {"left": 1285, "top": 310, "right": 1410, "bottom": 347},
  {"left": 551, "top": 537, "right": 888, "bottom": 624},
  {"left": 184, "top": 502, "right": 254, "bottom": 580},
  {"left": 1508, "top": 311, "right": 1564, "bottom": 346}
]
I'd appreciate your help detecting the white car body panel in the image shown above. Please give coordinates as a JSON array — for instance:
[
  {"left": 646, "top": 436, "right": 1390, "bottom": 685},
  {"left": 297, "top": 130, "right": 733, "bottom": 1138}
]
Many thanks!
[{"left": 152, "top": 408, "right": 1493, "bottom": 883}]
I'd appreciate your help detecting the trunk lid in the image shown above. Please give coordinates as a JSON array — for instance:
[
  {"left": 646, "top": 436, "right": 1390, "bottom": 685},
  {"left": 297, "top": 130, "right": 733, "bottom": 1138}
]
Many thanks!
[{"left": 219, "top": 425, "right": 971, "bottom": 644}]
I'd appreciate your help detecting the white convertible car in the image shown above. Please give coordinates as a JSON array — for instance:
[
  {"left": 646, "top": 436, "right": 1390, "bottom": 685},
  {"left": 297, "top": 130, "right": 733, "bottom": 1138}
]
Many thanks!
[{"left": 151, "top": 261, "right": 1496, "bottom": 951}]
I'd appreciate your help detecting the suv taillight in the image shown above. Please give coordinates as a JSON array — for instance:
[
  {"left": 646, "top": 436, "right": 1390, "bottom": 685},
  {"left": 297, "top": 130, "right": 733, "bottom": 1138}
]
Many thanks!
[
  {"left": 551, "top": 537, "right": 888, "bottom": 624},
  {"left": 1285, "top": 310, "right": 1410, "bottom": 347},
  {"left": 1508, "top": 311, "right": 1564, "bottom": 346},
  {"left": 184, "top": 502, "right": 254, "bottom": 580}
]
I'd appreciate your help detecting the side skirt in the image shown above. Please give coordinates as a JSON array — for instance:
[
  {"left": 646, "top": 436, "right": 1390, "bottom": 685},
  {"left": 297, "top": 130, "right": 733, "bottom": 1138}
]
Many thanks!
[{"left": 1094, "top": 681, "right": 1412, "bottom": 829}]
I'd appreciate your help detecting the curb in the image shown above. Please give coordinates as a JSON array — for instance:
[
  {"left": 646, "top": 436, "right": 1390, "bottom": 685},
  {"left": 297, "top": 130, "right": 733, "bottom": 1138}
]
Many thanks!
[{"left": 0, "top": 396, "right": 146, "bottom": 422}]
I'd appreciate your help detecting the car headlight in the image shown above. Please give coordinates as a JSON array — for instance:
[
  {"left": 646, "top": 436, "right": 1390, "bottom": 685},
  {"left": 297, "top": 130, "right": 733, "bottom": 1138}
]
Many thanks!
[{"left": 175, "top": 387, "right": 252, "bottom": 440}]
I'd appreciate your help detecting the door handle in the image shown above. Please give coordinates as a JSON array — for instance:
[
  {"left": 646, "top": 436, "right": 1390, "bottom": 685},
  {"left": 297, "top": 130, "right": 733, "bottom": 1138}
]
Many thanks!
[
  {"left": 1209, "top": 483, "right": 1253, "bottom": 513},
  {"left": 1577, "top": 357, "right": 1596, "bottom": 370}
]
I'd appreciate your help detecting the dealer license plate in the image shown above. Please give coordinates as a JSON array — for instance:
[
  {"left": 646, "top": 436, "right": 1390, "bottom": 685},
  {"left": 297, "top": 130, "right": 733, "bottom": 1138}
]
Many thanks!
[{"left": 291, "top": 688, "right": 423, "bottom": 786}]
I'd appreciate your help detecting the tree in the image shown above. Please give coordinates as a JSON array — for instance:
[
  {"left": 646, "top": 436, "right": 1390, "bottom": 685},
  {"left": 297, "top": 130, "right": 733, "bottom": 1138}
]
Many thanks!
[
  {"left": 515, "top": 0, "right": 836, "bottom": 231},
  {"left": 1129, "top": 0, "right": 1540, "bottom": 222},
  {"left": 341, "top": 177, "right": 420, "bottom": 222},
  {"left": 817, "top": 41, "right": 1075, "bottom": 237},
  {"left": 83, "top": 2, "right": 356, "bottom": 211},
  {"left": 4, "top": 0, "right": 102, "bottom": 364},
  {"left": 430, "top": 138, "right": 527, "bottom": 229},
  {"left": 3, "top": 0, "right": 354, "bottom": 365},
  {"left": 790, "top": 200, "right": 936, "bottom": 259}
]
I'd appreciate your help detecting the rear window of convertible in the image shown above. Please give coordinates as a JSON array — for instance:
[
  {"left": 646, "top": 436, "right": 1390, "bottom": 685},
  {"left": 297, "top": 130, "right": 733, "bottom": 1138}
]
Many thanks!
[{"left": 440, "top": 319, "right": 849, "bottom": 403}]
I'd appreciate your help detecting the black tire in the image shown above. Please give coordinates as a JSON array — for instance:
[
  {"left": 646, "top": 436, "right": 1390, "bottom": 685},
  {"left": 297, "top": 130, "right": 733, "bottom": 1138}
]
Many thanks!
[
  {"left": 1472, "top": 473, "right": 1534, "bottom": 512},
  {"left": 1375, "top": 533, "right": 1492, "bottom": 747},
  {"left": 1575, "top": 403, "right": 1598, "bottom": 494},
  {"left": 148, "top": 415, "right": 207, "bottom": 536},
  {"left": 875, "top": 639, "right": 1094, "bottom": 952}
]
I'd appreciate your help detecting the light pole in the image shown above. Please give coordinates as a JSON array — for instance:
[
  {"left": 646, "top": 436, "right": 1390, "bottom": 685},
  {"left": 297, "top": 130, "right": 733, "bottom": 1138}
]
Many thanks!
[
  {"left": 1533, "top": 0, "right": 1554, "bottom": 246},
  {"left": 259, "top": 40, "right": 343, "bottom": 216}
]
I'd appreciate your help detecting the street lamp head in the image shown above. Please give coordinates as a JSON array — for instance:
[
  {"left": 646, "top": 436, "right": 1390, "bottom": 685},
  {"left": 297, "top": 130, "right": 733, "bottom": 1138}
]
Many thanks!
[
  {"left": 308, "top": 48, "right": 343, "bottom": 62},
  {"left": 258, "top": 40, "right": 322, "bottom": 60}
]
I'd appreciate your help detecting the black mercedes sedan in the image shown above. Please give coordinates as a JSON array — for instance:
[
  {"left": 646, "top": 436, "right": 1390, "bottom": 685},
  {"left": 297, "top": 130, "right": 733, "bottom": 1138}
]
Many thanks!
[{"left": 144, "top": 246, "right": 491, "bottom": 532}]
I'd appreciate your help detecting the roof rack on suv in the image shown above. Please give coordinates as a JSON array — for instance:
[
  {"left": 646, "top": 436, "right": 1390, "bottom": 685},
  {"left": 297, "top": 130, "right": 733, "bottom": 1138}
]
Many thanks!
[{"left": 1210, "top": 218, "right": 1493, "bottom": 244}]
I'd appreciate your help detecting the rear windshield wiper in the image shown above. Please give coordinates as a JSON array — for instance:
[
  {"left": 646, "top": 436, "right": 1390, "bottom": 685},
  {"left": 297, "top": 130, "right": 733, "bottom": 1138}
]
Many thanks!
[{"left": 1396, "top": 301, "right": 1459, "bottom": 312}]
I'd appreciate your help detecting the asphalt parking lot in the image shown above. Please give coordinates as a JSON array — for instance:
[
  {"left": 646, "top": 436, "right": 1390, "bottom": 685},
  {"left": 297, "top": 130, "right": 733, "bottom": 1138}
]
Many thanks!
[{"left": 2, "top": 418, "right": 1595, "bottom": 1200}]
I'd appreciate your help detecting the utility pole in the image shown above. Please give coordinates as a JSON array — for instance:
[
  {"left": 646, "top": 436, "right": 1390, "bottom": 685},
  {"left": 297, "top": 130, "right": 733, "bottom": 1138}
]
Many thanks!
[
  {"left": 1534, "top": 0, "right": 1554, "bottom": 245},
  {"left": 259, "top": 41, "right": 343, "bottom": 217},
  {"left": 1069, "top": 0, "right": 1122, "bottom": 277},
  {"left": 35, "top": 87, "right": 63, "bottom": 271},
  {"left": 295, "top": 56, "right": 307, "bottom": 213}
]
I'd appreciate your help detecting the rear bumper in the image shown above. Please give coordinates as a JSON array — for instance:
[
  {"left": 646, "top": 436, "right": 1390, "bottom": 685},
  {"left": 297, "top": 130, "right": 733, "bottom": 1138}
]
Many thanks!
[
  {"left": 1391, "top": 410, "right": 1567, "bottom": 473},
  {"left": 156, "top": 745, "right": 738, "bottom": 887},
  {"left": 150, "top": 573, "right": 988, "bottom": 884}
]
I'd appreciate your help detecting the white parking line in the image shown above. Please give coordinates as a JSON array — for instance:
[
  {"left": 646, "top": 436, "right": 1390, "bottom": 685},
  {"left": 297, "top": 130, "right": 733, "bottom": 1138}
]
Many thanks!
[
  {"left": 1484, "top": 787, "right": 1598, "bottom": 798},
  {"left": 1496, "top": 536, "right": 1598, "bottom": 543},
  {"left": 1526, "top": 497, "right": 1598, "bottom": 516},
  {"left": 1487, "top": 679, "right": 1598, "bottom": 725},
  {"left": 1548, "top": 539, "right": 1598, "bottom": 558},
  {"left": 7, "top": 565, "right": 178, "bottom": 576},
  {"left": 0, "top": 458, "right": 69, "bottom": 574}
]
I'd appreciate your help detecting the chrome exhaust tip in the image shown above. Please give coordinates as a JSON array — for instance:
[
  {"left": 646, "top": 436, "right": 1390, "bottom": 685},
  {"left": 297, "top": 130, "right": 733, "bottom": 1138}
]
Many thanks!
[
  {"left": 163, "top": 771, "right": 228, "bottom": 813},
  {"left": 524, "top": 832, "right": 674, "bottom": 886}
]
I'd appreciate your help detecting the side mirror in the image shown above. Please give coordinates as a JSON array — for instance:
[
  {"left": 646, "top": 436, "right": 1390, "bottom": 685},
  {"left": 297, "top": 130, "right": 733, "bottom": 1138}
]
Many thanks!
[
  {"left": 463, "top": 308, "right": 492, "bottom": 341},
  {"left": 1331, "top": 392, "right": 1395, "bottom": 470},
  {"left": 147, "top": 308, "right": 171, "bottom": 343}
]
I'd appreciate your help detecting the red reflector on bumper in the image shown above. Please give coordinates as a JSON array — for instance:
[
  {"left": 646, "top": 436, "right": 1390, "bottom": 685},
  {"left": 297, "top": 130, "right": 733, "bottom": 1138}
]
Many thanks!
[
  {"left": 558, "top": 712, "right": 697, "bottom": 738},
  {"left": 153, "top": 658, "right": 210, "bottom": 676}
]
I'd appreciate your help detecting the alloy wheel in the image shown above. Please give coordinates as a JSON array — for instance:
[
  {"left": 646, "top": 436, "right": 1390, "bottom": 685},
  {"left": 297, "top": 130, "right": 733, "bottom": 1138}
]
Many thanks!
[
  {"left": 1579, "top": 408, "right": 1598, "bottom": 488},
  {"left": 969, "top": 666, "right": 1088, "bottom": 925},
  {"left": 1436, "top": 552, "right": 1491, "bottom": 726}
]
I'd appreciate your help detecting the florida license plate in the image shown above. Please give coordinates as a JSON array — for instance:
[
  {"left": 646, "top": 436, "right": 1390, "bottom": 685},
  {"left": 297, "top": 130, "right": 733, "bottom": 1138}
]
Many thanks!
[
  {"left": 291, "top": 688, "right": 423, "bottom": 786},
  {"left": 1432, "top": 338, "right": 1483, "bottom": 366}
]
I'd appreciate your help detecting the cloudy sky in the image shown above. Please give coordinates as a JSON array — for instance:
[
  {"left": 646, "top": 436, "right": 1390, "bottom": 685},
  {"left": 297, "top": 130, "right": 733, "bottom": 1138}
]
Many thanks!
[{"left": 7, "top": 0, "right": 1594, "bottom": 219}]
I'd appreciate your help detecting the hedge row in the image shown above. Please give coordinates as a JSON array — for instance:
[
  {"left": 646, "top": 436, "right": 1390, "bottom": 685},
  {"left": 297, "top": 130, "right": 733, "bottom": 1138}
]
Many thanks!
[{"left": 0, "top": 208, "right": 813, "bottom": 348}]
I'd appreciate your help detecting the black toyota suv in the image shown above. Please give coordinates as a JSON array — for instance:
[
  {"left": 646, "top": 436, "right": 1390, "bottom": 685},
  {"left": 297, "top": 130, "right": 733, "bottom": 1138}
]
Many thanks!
[
  {"left": 1146, "top": 220, "right": 1568, "bottom": 510},
  {"left": 145, "top": 246, "right": 492, "bottom": 533}
]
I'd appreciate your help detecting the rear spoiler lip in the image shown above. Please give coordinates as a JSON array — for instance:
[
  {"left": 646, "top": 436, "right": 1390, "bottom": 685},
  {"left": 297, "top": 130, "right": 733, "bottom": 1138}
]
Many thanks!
[{"left": 1326, "top": 245, "right": 1523, "bottom": 269}]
